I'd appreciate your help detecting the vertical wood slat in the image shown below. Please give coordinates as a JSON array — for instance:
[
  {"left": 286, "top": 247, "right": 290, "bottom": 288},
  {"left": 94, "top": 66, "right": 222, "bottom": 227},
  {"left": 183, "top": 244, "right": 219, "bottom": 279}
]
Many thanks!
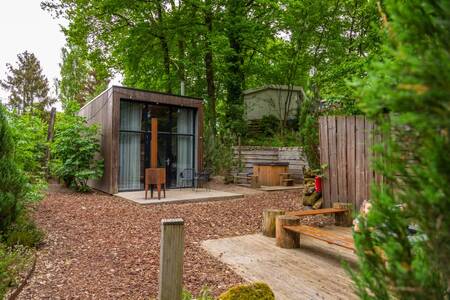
[
  {"left": 327, "top": 116, "right": 338, "bottom": 203},
  {"left": 336, "top": 117, "right": 347, "bottom": 203},
  {"left": 318, "top": 115, "right": 377, "bottom": 210},
  {"left": 159, "top": 218, "right": 185, "bottom": 300},
  {"left": 374, "top": 124, "right": 383, "bottom": 186},
  {"left": 355, "top": 117, "right": 366, "bottom": 211},
  {"left": 319, "top": 117, "right": 331, "bottom": 208},
  {"left": 346, "top": 116, "right": 356, "bottom": 209},
  {"left": 365, "top": 119, "right": 374, "bottom": 201}
]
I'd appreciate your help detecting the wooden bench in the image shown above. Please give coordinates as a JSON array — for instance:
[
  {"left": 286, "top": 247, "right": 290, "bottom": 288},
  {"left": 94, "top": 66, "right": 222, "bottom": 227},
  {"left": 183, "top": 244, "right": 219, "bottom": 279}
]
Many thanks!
[
  {"left": 279, "top": 173, "right": 294, "bottom": 186},
  {"left": 269, "top": 204, "right": 355, "bottom": 251},
  {"left": 283, "top": 224, "right": 355, "bottom": 251}
]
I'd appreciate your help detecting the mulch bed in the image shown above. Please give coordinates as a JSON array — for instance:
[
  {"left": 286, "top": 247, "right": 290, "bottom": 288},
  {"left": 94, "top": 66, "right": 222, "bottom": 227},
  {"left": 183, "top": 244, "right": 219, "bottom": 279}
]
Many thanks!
[{"left": 19, "top": 189, "right": 333, "bottom": 299}]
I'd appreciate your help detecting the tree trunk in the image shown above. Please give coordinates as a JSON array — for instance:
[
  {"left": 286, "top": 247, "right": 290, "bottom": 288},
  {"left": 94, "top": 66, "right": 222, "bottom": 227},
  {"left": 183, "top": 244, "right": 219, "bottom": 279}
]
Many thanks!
[
  {"left": 276, "top": 215, "right": 300, "bottom": 248},
  {"left": 156, "top": 2, "right": 172, "bottom": 94},
  {"left": 262, "top": 209, "right": 285, "bottom": 237},
  {"left": 224, "top": 0, "right": 245, "bottom": 135},
  {"left": 203, "top": 2, "right": 217, "bottom": 135}
]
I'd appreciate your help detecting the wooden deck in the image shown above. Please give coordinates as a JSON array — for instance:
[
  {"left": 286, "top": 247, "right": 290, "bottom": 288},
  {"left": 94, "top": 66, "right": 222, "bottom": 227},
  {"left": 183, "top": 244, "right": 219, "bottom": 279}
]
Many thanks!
[{"left": 201, "top": 226, "right": 357, "bottom": 300}]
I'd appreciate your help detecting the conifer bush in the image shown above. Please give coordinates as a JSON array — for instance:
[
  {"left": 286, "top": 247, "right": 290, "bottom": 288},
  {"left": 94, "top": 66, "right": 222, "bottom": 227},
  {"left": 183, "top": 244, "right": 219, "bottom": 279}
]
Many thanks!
[
  {"left": 351, "top": 1, "right": 450, "bottom": 299},
  {"left": 0, "top": 106, "right": 25, "bottom": 233}
]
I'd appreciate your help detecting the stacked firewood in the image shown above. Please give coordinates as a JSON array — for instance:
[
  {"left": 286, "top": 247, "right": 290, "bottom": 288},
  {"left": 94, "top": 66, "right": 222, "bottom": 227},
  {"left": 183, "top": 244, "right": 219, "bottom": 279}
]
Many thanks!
[{"left": 302, "top": 169, "right": 322, "bottom": 209}]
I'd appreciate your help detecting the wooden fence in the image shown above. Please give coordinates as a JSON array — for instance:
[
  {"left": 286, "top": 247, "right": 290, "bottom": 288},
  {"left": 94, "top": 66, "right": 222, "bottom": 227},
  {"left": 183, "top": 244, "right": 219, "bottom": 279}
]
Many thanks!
[
  {"left": 319, "top": 116, "right": 381, "bottom": 210},
  {"left": 233, "top": 146, "right": 308, "bottom": 182}
]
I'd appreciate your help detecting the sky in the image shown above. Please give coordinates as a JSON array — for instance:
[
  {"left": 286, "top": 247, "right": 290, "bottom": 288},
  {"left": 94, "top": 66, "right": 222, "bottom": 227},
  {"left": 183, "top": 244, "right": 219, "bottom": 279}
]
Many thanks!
[{"left": 0, "top": 0, "right": 67, "bottom": 105}]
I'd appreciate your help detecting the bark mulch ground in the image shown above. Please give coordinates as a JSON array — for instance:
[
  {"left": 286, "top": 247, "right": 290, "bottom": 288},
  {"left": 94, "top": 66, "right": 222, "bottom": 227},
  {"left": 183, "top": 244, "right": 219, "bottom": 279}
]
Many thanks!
[{"left": 20, "top": 189, "right": 333, "bottom": 299}]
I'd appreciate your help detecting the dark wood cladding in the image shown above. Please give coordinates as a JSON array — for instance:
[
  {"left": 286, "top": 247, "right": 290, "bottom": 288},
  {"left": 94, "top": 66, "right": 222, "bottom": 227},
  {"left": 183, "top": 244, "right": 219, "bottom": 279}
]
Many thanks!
[
  {"left": 78, "top": 88, "right": 114, "bottom": 193},
  {"left": 79, "top": 86, "right": 204, "bottom": 194}
]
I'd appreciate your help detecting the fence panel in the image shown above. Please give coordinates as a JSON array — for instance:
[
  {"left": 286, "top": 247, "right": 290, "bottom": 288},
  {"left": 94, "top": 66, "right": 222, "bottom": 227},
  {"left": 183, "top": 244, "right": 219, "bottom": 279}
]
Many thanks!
[{"left": 319, "top": 116, "right": 378, "bottom": 210}]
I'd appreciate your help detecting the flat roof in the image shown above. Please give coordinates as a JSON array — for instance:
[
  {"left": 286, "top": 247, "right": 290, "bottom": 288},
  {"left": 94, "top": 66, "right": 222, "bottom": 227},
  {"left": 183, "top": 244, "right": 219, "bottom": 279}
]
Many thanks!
[{"left": 80, "top": 85, "right": 203, "bottom": 111}]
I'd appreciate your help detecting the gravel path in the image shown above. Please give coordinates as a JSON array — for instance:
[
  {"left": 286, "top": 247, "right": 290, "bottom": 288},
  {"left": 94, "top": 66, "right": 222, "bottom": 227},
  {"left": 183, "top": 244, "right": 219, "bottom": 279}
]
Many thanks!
[{"left": 20, "top": 189, "right": 331, "bottom": 299}]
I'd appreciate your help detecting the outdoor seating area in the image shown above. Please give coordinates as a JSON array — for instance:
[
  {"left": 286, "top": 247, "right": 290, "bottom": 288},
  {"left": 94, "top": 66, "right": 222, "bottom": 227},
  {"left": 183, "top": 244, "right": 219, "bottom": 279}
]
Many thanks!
[
  {"left": 202, "top": 226, "right": 357, "bottom": 300},
  {"left": 115, "top": 188, "right": 243, "bottom": 205}
]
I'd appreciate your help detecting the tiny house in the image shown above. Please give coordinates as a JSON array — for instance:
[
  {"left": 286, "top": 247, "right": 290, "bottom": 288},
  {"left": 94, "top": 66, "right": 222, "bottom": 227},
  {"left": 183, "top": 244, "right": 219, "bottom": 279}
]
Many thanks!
[{"left": 79, "top": 86, "right": 204, "bottom": 194}]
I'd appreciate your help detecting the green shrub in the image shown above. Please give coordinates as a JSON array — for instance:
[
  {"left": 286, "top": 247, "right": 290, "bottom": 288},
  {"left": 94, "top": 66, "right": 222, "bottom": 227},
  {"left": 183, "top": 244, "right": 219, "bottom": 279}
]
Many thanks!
[
  {"left": 182, "top": 287, "right": 214, "bottom": 300},
  {"left": 203, "top": 126, "right": 239, "bottom": 177},
  {"left": 0, "top": 243, "right": 33, "bottom": 299},
  {"left": 7, "top": 112, "right": 47, "bottom": 178},
  {"left": 51, "top": 113, "right": 103, "bottom": 192},
  {"left": 298, "top": 87, "right": 320, "bottom": 170},
  {"left": 23, "top": 178, "right": 47, "bottom": 204},
  {"left": 350, "top": 1, "right": 450, "bottom": 299},
  {"left": 259, "top": 115, "right": 279, "bottom": 137},
  {"left": 218, "top": 282, "right": 274, "bottom": 300},
  {"left": 5, "top": 213, "right": 43, "bottom": 248},
  {"left": 0, "top": 105, "right": 25, "bottom": 234}
]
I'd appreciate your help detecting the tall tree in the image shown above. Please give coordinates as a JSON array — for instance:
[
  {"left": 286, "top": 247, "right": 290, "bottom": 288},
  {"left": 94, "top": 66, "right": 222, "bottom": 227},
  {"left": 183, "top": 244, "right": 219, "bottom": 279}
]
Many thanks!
[
  {"left": 59, "top": 44, "right": 109, "bottom": 109},
  {"left": 1, "top": 51, "right": 54, "bottom": 115}
]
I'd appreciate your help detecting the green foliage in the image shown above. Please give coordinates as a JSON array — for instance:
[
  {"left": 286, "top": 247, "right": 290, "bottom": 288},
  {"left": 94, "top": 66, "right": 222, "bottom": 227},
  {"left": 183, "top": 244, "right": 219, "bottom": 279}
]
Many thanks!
[
  {"left": 182, "top": 287, "right": 214, "bottom": 300},
  {"left": 51, "top": 113, "right": 103, "bottom": 192},
  {"left": 0, "top": 51, "right": 55, "bottom": 115},
  {"left": 298, "top": 86, "right": 320, "bottom": 170},
  {"left": 0, "top": 244, "right": 33, "bottom": 299},
  {"left": 7, "top": 112, "right": 47, "bottom": 178},
  {"left": 0, "top": 105, "right": 25, "bottom": 234},
  {"left": 58, "top": 45, "right": 109, "bottom": 109},
  {"left": 218, "top": 282, "right": 274, "bottom": 300},
  {"left": 203, "top": 125, "right": 238, "bottom": 177},
  {"left": 259, "top": 115, "right": 280, "bottom": 137},
  {"left": 351, "top": 1, "right": 450, "bottom": 299},
  {"left": 4, "top": 213, "right": 43, "bottom": 248}
]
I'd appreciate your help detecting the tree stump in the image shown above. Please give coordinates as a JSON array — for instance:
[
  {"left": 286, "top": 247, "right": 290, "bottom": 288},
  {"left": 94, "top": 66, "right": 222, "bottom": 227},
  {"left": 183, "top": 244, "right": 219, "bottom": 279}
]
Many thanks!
[
  {"left": 250, "top": 175, "right": 260, "bottom": 188},
  {"left": 333, "top": 202, "right": 354, "bottom": 226},
  {"left": 262, "top": 209, "right": 285, "bottom": 237},
  {"left": 276, "top": 215, "right": 300, "bottom": 248}
]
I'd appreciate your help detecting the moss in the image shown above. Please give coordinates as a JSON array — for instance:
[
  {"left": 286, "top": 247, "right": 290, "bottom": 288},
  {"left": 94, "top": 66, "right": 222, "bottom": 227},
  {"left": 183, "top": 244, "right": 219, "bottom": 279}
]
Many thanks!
[{"left": 218, "top": 282, "right": 275, "bottom": 300}]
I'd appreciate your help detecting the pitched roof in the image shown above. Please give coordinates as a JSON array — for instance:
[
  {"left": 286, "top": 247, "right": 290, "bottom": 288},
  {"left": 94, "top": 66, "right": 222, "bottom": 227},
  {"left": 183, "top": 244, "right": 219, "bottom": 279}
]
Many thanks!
[{"left": 242, "top": 85, "right": 304, "bottom": 96}]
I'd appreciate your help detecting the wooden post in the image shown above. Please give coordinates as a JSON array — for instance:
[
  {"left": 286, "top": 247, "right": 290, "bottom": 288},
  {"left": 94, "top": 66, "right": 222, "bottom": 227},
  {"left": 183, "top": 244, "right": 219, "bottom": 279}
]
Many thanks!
[
  {"left": 159, "top": 218, "right": 184, "bottom": 300},
  {"left": 250, "top": 175, "right": 260, "bottom": 188},
  {"left": 262, "top": 209, "right": 285, "bottom": 237},
  {"left": 333, "top": 202, "right": 354, "bottom": 226},
  {"left": 151, "top": 118, "right": 158, "bottom": 168},
  {"left": 276, "top": 215, "right": 300, "bottom": 248}
]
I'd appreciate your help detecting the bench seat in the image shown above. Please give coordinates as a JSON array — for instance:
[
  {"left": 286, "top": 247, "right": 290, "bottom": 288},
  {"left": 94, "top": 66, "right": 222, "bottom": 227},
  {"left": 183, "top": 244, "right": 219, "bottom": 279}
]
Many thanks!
[
  {"left": 283, "top": 225, "right": 355, "bottom": 251},
  {"left": 287, "top": 207, "right": 348, "bottom": 217}
]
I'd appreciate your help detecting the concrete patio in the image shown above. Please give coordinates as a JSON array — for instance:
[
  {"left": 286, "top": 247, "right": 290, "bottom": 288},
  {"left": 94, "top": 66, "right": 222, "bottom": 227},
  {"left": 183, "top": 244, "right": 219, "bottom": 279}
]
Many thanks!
[{"left": 115, "top": 188, "right": 243, "bottom": 205}]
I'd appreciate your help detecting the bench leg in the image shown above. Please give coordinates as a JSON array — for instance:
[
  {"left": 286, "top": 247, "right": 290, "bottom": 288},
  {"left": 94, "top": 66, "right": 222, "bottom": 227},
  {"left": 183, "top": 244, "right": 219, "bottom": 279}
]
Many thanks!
[
  {"left": 333, "top": 203, "right": 354, "bottom": 226},
  {"left": 276, "top": 215, "right": 300, "bottom": 248}
]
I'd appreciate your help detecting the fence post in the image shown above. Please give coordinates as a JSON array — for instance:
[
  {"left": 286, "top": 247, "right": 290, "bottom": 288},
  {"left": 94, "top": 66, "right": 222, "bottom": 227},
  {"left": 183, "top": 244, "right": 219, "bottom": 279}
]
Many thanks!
[{"left": 158, "top": 218, "right": 185, "bottom": 300}]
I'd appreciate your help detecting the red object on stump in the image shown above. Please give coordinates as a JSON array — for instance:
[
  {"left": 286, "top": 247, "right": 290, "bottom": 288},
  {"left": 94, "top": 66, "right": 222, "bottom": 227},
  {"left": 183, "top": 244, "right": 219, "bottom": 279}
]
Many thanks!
[{"left": 315, "top": 176, "right": 322, "bottom": 193}]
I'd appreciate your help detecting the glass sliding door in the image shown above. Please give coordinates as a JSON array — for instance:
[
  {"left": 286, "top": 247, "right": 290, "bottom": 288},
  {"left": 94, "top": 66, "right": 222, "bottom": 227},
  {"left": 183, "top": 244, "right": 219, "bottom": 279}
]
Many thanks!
[
  {"left": 119, "top": 101, "right": 144, "bottom": 191},
  {"left": 119, "top": 100, "right": 196, "bottom": 191},
  {"left": 176, "top": 108, "right": 194, "bottom": 187}
]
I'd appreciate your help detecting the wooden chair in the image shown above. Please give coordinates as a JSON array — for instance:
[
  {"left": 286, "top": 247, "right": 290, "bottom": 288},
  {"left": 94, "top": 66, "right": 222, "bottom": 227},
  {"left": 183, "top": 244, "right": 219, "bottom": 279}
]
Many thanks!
[{"left": 145, "top": 168, "right": 166, "bottom": 200}]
